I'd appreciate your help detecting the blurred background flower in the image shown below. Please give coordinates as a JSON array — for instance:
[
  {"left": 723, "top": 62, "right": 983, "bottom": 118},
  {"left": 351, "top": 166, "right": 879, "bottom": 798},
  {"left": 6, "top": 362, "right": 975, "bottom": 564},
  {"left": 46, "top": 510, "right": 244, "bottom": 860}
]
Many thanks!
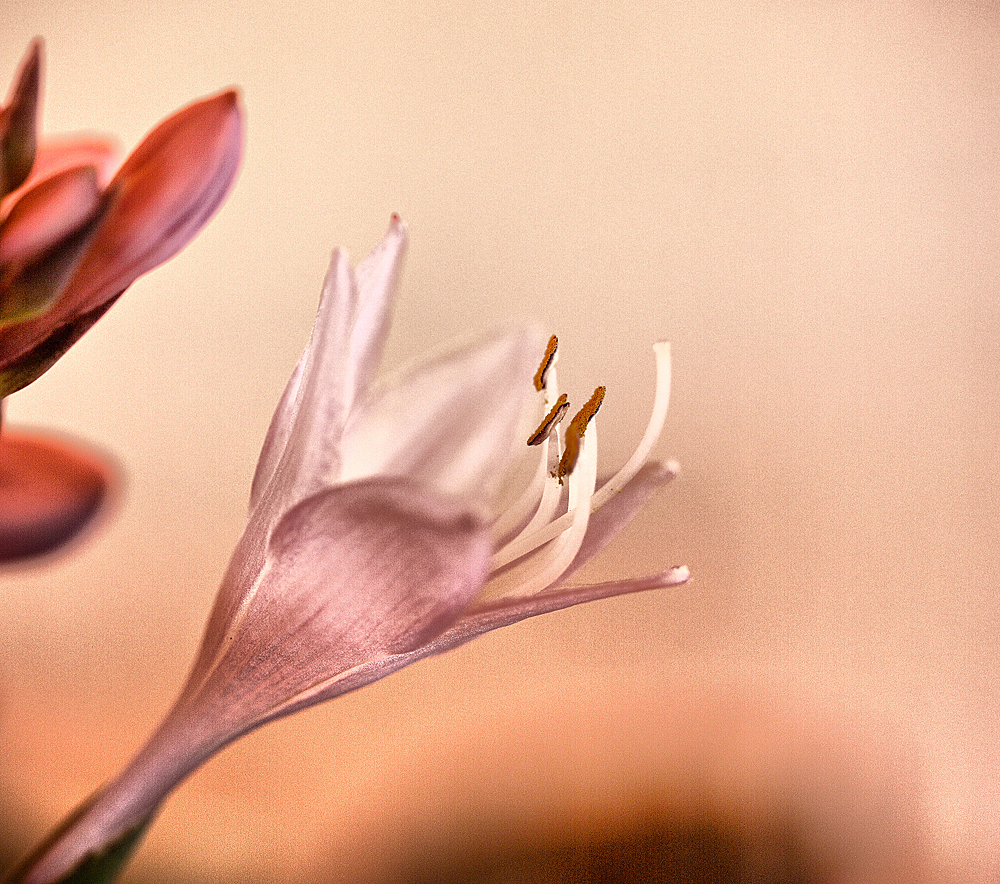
[
  {"left": 0, "top": 41, "right": 242, "bottom": 563},
  {"left": 1, "top": 2, "right": 997, "bottom": 882}
]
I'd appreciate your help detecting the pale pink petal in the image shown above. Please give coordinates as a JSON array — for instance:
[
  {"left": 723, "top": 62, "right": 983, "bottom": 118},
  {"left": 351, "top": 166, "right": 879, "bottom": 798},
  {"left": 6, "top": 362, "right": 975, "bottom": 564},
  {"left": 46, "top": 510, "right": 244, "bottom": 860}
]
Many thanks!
[
  {"left": 181, "top": 477, "right": 491, "bottom": 736},
  {"left": 263, "top": 566, "right": 692, "bottom": 714},
  {"left": 341, "top": 325, "right": 543, "bottom": 500},
  {"left": 250, "top": 251, "right": 359, "bottom": 520},
  {"left": 345, "top": 214, "right": 407, "bottom": 409},
  {"left": 557, "top": 459, "right": 680, "bottom": 584},
  {"left": 251, "top": 219, "right": 409, "bottom": 515},
  {"left": 0, "top": 428, "right": 114, "bottom": 562},
  {"left": 429, "top": 565, "right": 691, "bottom": 657},
  {"left": 248, "top": 355, "right": 304, "bottom": 512},
  {"left": 0, "top": 165, "right": 101, "bottom": 266}
]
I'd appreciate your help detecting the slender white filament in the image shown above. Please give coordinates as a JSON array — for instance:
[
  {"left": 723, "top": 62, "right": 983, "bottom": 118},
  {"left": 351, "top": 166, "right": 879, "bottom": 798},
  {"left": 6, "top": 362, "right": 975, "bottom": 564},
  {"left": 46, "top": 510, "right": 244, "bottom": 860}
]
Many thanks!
[
  {"left": 491, "top": 366, "right": 563, "bottom": 542},
  {"left": 591, "top": 341, "right": 671, "bottom": 511},
  {"left": 493, "top": 423, "right": 598, "bottom": 597},
  {"left": 491, "top": 341, "right": 671, "bottom": 571}
]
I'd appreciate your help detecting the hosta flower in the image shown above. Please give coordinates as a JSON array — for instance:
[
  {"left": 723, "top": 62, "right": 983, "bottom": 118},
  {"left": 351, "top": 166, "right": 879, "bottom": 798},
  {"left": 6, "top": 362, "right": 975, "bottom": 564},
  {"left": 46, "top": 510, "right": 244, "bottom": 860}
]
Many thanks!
[
  {"left": 0, "top": 39, "right": 243, "bottom": 562},
  {"left": 8, "top": 217, "right": 687, "bottom": 884}
]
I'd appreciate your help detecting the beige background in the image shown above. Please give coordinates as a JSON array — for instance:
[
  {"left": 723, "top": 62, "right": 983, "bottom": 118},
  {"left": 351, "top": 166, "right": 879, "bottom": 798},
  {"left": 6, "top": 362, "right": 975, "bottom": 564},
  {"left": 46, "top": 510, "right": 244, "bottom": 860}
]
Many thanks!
[{"left": 2, "top": 2, "right": 999, "bottom": 881}]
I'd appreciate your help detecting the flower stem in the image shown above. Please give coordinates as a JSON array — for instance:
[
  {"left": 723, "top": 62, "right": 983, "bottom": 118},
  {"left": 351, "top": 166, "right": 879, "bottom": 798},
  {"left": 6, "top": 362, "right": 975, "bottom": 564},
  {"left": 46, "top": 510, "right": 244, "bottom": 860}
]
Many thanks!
[{"left": 4, "top": 710, "right": 221, "bottom": 884}]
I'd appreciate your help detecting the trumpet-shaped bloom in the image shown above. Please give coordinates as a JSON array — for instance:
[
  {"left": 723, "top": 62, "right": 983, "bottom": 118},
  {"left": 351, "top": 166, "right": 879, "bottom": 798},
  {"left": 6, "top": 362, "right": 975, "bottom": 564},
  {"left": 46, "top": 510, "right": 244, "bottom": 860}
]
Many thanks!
[
  {"left": 0, "top": 39, "right": 242, "bottom": 563},
  {"left": 9, "top": 217, "right": 687, "bottom": 884}
]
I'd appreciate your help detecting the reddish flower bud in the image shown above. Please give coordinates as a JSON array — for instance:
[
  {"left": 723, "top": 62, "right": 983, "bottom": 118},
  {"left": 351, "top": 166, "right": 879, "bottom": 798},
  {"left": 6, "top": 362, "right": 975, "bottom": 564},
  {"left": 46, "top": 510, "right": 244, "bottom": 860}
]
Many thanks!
[{"left": 0, "top": 41, "right": 243, "bottom": 397}]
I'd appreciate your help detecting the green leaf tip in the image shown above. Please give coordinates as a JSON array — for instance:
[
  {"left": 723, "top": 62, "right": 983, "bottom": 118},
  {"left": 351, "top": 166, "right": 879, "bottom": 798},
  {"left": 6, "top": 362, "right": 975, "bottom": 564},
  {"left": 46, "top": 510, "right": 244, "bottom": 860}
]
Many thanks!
[
  {"left": 48, "top": 822, "right": 149, "bottom": 884},
  {"left": 2, "top": 809, "right": 150, "bottom": 884}
]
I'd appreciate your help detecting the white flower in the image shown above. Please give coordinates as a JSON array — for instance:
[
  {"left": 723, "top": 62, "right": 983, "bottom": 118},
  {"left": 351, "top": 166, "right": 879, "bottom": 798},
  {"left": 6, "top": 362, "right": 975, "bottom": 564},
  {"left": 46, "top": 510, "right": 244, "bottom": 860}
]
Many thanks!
[{"left": 11, "top": 216, "right": 687, "bottom": 884}]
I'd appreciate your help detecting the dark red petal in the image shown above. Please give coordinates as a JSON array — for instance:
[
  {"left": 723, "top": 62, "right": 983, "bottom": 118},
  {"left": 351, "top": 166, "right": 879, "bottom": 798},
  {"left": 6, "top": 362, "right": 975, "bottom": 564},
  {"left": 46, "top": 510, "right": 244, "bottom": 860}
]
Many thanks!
[
  {"left": 58, "top": 90, "right": 244, "bottom": 319},
  {"left": 0, "top": 90, "right": 243, "bottom": 396},
  {"left": 0, "top": 165, "right": 101, "bottom": 266},
  {"left": 0, "top": 174, "right": 111, "bottom": 330},
  {"left": 0, "top": 39, "right": 41, "bottom": 199}
]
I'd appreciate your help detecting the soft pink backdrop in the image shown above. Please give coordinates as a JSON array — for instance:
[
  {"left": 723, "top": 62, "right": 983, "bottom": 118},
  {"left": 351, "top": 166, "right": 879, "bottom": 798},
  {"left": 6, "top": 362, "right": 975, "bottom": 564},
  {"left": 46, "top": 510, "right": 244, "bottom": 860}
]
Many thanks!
[{"left": 2, "top": 2, "right": 998, "bottom": 881}]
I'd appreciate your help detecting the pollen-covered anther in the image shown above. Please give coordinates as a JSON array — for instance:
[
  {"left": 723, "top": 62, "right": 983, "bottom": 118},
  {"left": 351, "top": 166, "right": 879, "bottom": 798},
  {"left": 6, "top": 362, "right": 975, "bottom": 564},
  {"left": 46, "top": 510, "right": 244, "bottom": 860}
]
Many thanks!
[
  {"left": 556, "top": 385, "right": 605, "bottom": 482},
  {"left": 533, "top": 334, "right": 558, "bottom": 391},
  {"left": 527, "top": 392, "right": 570, "bottom": 446}
]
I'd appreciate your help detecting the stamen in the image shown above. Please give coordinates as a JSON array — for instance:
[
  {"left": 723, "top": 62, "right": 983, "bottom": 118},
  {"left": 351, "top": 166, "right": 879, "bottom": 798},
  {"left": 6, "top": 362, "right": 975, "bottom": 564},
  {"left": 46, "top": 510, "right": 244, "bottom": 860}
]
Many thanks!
[
  {"left": 533, "top": 334, "right": 558, "bottom": 391},
  {"left": 491, "top": 421, "right": 599, "bottom": 593},
  {"left": 557, "top": 386, "right": 605, "bottom": 482},
  {"left": 590, "top": 342, "right": 671, "bottom": 511},
  {"left": 527, "top": 393, "right": 570, "bottom": 446},
  {"left": 493, "top": 343, "right": 672, "bottom": 575},
  {"left": 491, "top": 364, "right": 562, "bottom": 542}
]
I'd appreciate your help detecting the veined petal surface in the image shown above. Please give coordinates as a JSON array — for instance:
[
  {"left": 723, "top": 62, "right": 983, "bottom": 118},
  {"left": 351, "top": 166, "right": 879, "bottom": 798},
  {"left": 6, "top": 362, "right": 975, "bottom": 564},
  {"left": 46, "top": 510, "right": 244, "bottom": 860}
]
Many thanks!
[{"left": 176, "top": 478, "right": 492, "bottom": 740}]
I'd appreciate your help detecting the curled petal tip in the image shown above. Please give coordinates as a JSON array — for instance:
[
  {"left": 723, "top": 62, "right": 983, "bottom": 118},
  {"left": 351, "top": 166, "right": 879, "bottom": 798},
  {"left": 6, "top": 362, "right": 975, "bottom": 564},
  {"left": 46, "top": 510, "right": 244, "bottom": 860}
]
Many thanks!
[
  {"left": 661, "top": 564, "right": 690, "bottom": 586},
  {"left": 379, "top": 212, "right": 408, "bottom": 251}
]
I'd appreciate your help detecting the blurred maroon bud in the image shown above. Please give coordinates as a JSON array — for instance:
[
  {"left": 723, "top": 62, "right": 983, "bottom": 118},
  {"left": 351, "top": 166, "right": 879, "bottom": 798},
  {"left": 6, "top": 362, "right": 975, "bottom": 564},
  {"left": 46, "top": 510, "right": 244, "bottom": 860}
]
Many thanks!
[
  {"left": 0, "top": 427, "right": 113, "bottom": 562},
  {"left": 62, "top": 90, "right": 243, "bottom": 325},
  {"left": 3, "top": 134, "right": 119, "bottom": 208}
]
